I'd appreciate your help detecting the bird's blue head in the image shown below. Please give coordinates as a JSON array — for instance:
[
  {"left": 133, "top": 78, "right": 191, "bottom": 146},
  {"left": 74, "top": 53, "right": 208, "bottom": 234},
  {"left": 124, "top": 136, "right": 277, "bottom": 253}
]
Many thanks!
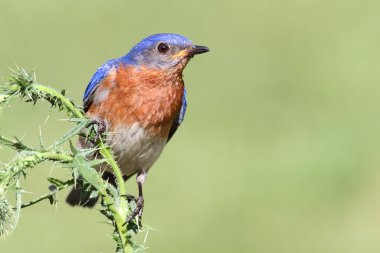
[{"left": 123, "top": 33, "right": 209, "bottom": 70}]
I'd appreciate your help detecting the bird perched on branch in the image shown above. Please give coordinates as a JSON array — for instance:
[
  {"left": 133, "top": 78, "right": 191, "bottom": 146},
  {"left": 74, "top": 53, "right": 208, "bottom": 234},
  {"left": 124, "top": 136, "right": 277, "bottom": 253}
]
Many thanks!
[{"left": 66, "top": 33, "right": 209, "bottom": 219}]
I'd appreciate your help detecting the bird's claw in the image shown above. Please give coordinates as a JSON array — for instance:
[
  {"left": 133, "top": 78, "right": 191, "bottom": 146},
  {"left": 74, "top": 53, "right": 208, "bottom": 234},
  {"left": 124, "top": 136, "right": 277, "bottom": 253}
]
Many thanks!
[
  {"left": 91, "top": 119, "right": 106, "bottom": 141},
  {"left": 121, "top": 194, "right": 138, "bottom": 202},
  {"left": 85, "top": 119, "right": 106, "bottom": 147},
  {"left": 124, "top": 195, "right": 144, "bottom": 225}
]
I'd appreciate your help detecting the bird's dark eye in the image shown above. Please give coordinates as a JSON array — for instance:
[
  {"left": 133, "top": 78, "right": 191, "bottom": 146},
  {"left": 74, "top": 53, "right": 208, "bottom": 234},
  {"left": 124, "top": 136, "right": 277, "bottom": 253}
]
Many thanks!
[{"left": 157, "top": 43, "right": 170, "bottom": 53}]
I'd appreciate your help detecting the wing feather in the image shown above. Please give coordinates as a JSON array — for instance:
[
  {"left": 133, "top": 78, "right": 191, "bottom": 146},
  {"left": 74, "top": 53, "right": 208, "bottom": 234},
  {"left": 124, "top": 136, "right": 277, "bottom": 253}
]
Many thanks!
[
  {"left": 167, "top": 88, "right": 187, "bottom": 142},
  {"left": 83, "top": 59, "right": 118, "bottom": 111}
]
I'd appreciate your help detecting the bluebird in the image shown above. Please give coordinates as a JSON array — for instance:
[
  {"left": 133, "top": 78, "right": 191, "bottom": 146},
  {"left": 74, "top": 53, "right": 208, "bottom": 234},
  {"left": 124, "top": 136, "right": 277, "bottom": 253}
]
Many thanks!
[{"left": 66, "top": 33, "right": 209, "bottom": 218}]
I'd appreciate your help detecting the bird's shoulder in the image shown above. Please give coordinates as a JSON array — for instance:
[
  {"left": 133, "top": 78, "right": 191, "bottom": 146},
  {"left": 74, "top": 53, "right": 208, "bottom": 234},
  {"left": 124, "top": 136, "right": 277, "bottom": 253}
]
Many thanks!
[{"left": 83, "top": 58, "right": 121, "bottom": 111}]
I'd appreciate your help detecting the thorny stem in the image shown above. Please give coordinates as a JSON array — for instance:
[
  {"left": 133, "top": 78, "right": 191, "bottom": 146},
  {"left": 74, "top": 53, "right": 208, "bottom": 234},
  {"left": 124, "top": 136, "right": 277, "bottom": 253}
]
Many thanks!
[
  {"left": 2, "top": 152, "right": 73, "bottom": 187},
  {"left": 1, "top": 70, "right": 136, "bottom": 253},
  {"left": 0, "top": 135, "right": 33, "bottom": 151},
  {"left": 19, "top": 179, "right": 74, "bottom": 208},
  {"left": 98, "top": 142, "right": 131, "bottom": 252},
  {"left": 26, "top": 82, "right": 125, "bottom": 185},
  {"left": 33, "top": 84, "right": 84, "bottom": 118},
  {"left": 31, "top": 83, "right": 127, "bottom": 197},
  {"left": 31, "top": 83, "right": 132, "bottom": 251},
  {"left": 34, "top": 83, "right": 132, "bottom": 252},
  {"left": 98, "top": 140, "right": 127, "bottom": 205}
]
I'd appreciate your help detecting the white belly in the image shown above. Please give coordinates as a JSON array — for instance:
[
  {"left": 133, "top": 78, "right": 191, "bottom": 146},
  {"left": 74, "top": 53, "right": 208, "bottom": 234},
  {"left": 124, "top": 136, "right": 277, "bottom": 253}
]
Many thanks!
[{"left": 107, "top": 123, "right": 167, "bottom": 177}]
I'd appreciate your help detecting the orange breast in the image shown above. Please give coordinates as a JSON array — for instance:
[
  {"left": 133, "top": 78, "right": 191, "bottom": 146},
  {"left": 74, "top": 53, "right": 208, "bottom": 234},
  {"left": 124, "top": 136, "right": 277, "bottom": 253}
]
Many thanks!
[{"left": 86, "top": 65, "right": 184, "bottom": 138}]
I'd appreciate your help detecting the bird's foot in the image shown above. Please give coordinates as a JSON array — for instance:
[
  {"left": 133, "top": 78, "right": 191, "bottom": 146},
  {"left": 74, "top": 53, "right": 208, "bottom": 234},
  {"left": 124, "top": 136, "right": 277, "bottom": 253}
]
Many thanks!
[
  {"left": 84, "top": 119, "right": 106, "bottom": 147},
  {"left": 124, "top": 195, "right": 144, "bottom": 225},
  {"left": 90, "top": 119, "right": 106, "bottom": 141},
  {"left": 121, "top": 194, "right": 138, "bottom": 202}
]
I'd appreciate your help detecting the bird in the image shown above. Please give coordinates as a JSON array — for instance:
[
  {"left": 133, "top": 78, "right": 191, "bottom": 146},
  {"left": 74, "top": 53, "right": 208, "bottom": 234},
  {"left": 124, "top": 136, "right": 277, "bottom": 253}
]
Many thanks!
[{"left": 65, "top": 33, "right": 209, "bottom": 218}]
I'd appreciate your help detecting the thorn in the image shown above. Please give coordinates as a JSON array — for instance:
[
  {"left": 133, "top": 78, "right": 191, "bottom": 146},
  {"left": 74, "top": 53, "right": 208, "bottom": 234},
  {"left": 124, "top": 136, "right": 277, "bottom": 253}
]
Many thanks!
[{"left": 43, "top": 114, "right": 50, "bottom": 124}]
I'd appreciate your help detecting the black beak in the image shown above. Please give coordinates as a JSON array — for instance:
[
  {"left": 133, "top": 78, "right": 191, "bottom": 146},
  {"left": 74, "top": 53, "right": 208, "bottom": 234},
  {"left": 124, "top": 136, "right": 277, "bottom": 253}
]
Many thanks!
[{"left": 189, "top": 45, "right": 209, "bottom": 56}]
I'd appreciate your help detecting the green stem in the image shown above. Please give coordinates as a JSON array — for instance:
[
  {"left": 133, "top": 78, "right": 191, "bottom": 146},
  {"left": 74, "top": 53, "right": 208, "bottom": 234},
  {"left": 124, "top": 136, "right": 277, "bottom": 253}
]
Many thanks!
[
  {"left": 33, "top": 84, "right": 84, "bottom": 118},
  {"left": 3, "top": 152, "right": 72, "bottom": 188},
  {"left": 99, "top": 142, "right": 127, "bottom": 200},
  {"left": 98, "top": 143, "right": 131, "bottom": 252},
  {"left": 102, "top": 192, "right": 133, "bottom": 252},
  {"left": 33, "top": 83, "right": 132, "bottom": 251},
  {"left": 0, "top": 134, "right": 34, "bottom": 151},
  {"left": 19, "top": 180, "right": 74, "bottom": 208},
  {"left": 4, "top": 73, "right": 134, "bottom": 252},
  {"left": 37, "top": 152, "right": 73, "bottom": 162}
]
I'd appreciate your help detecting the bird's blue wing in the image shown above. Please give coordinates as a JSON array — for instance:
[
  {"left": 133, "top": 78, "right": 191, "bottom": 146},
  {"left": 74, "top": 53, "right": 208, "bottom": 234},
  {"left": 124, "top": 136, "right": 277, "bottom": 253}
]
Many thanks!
[
  {"left": 83, "top": 59, "right": 117, "bottom": 111},
  {"left": 167, "top": 88, "right": 187, "bottom": 142}
]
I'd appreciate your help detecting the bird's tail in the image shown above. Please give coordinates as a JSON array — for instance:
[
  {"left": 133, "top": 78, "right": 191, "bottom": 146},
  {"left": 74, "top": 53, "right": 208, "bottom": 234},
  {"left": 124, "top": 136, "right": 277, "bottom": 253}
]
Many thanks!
[
  {"left": 65, "top": 186, "right": 98, "bottom": 207},
  {"left": 65, "top": 171, "right": 118, "bottom": 208}
]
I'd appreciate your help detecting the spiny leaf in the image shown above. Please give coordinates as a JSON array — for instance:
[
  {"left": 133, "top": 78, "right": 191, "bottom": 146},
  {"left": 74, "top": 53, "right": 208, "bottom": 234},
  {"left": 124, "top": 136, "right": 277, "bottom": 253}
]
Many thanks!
[
  {"left": 105, "top": 180, "right": 118, "bottom": 197},
  {"left": 54, "top": 118, "right": 90, "bottom": 146},
  {"left": 65, "top": 154, "right": 105, "bottom": 191},
  {"left": 89, "top": 190, "right": 98, "bottom": 199},
  {"left": 0, "top": 135, "right": 33, "bottom": 152},
  {"left": 69, "top": 139, "right": 78, "bottom": 154},
  {"left": 47, "top": 177, "right": 73, "bottom": 188}
]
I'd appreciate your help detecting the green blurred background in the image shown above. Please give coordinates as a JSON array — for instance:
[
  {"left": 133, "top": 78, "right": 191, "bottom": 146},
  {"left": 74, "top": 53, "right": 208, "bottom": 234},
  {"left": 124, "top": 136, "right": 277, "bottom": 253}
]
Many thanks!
[{"left": 1, "top": 0, "right": 380, "bottom": 252}]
